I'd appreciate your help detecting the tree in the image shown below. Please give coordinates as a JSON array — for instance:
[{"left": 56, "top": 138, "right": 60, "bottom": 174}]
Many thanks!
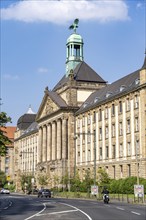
[
  {"left": 0, "top": 171, "right": 6, "bottom": 187},
  {"left": 0, "top": 112, "right": 12, "bottom": 156}
]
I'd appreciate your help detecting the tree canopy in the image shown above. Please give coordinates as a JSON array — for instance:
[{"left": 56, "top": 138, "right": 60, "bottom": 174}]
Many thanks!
[{"left": 0, "top": 112, "right": 12, "bottom": 156}]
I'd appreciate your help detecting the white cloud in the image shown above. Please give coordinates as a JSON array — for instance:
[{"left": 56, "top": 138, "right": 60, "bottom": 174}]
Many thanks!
[
  {"left": 37, "top": 67, "right": 49, "bottom": 73},
  {"left": 3, "top": 74, "right": 19, "bottom": 80},
  {"left": 136, "top": 2, "right": 142, "bottom": 9},
  {"left": 1, "top": 0, "right": 130, "bottom": 24}
]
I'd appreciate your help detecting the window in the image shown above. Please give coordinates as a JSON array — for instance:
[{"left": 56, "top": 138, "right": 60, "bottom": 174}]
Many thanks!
[
  {"left": 119, "top": 101, "right": 122, "bottom": 113},
  {"left": 99, "top": 147, "right": 102, "bottom": 160},
  {"left": 126, "top": 98, "right": 130, "bottom": 111},
  {"left": 87, "top": 130, "right": 91, "bottom": 143},
  {"left": 5, "top": 157, "right": 9, "bottom": 164},
  {"left": 135, "top": 95, "right": 139, "bottom": 108},
  {"left": 105, "top": 107, "right": 108, "bottom": 119},
  {"left": 120, "top": 165, "right": 123, "bottom": 178},
  {"left": 82, "top": 133, "right": 85, "bottom": 144},
  {"left": 105, "top": 126, "right": 108, "bottom": 139},
  {"left": 112, "top": 145, "right": 116, "bottom": 159},
  {"left": 106, "top": 146, "right": 109, "bottom": 159},
  {"left": 127, "top": 164, "right": 131, "bottom": 177},
  {"left": 77, "top": 151, "right": 80, "bottom": 163},
  {"left": 119, "top": 122, "right": 123, "bottom": 136},
  {"left": 113, "top": 165, "right": 116, "bottom": 179},
  {"left": 135, "top": 117, "right": 139, "bottom": 132},
  {"left": 99, "top": 109, "right": 102, "bottom": 121},
  {"left": 82, "top": 115, "right": 85, "bottom": 127},
  {"left": 112, "top": 104, "right": 115, "bottom": 115},
  {"left": 87, "top": 149, "right": 91, "bottom": 161},
  {"left": 82, "top": 151, "right": 85, "bottom": 162},
  {"left": 127, "top": 142, "right": 131, "bottom": 156},
  {"left": 127, "top": 119, "right": 130, "bottom": 133},
  {"left": 99, "top": 127, "right": 102, "bottom": 140},
  {"left": 5, "top": 167, "right": 9, "bottom": 174},
  {"left": 88, "top": 114, "right": 91, "bottom": 125},
  {"left": 93, "top": 111, "right": 96, "bottom": 123},
  {"left": 112, "top": 124, "right": 115, "bottom": 137},
  {"left": 77, "top": 118, "right": 80, "bottom": 128},
  {"left": 136, "top": 139, "right": 140, "bottom": 155},
  {"left": 119, "top": 143, "right": 123, "bottom": 157}
]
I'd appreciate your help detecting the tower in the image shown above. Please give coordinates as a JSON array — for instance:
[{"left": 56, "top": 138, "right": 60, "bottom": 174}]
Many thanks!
[{"left": 66, "top": 19, "right": 84, "bottom": 77}]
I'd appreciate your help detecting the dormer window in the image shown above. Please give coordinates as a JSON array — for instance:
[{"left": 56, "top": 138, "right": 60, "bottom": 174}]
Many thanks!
[
  {"left": 83, "top": 102, "right": 88, "bottom": 108},
  {"left": 135, "top": 78, "right": 140, "bottom": 85},
  {"left": 106, "top": 92, "right": 112, "bottom": 98},
  {"left": 120, "top": 85, "right": 126, "bottom": 92},
  {"left": 94, "top": 97, "right": 99, "bottom": 103}
]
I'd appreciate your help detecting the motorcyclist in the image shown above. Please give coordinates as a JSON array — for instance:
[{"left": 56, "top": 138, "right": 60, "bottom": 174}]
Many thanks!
[{"left": 102, "top": 187, "right": 109, "bottom": 203}]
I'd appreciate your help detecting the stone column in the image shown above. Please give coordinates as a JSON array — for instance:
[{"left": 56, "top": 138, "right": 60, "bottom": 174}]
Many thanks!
[
  {"left": 52, "top": 122, "right": 56, "bottom": 160},
  {"left": 62, "top": 118, "right": 67, "bottom": 159},
  {"left": 42, "top": 125, "right": 47, "bottom": 162},
  {"left": 37, "top": 127, "right": 42, "bottom": 163},
  {"left": 47, "top": 123, "right": 51, "bottom": 161},
  {"left": 57, "top": 119, "right": 62, "bottom": 160}
]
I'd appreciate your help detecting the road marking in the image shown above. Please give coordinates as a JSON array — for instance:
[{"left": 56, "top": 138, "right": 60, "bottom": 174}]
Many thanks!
[
  {"left": 37, "top": 209, "right": 78, "bottom": 216},
  {"left": 116, "top": 207, "right": 125, "bottom": 211},
  {"left": 59, "top": 202, "right": 93, "bottom": 220},
  {"left": 24, "top": 203, "right": 46, "bottom": 220},
  {"left": 131, "top": 211, "right": 141, "bottom": 215}
]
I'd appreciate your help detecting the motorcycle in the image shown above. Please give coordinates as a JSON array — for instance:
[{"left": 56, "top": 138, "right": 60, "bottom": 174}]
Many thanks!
[{"left": 103, "top": 194, "right": 109, "bottom": 204}]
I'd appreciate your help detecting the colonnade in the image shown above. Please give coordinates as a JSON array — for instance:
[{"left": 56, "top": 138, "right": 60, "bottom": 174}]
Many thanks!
[{"left": 37, "top": 118, "right": 68, "bottom": 163}]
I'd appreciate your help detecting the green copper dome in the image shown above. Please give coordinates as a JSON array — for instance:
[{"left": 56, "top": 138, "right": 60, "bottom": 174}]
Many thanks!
[{"left": 67, "top": 33, "right": 83, "bottom": 44}]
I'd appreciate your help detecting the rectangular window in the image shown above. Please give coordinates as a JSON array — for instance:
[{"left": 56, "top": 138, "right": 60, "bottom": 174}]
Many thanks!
[
  {"left": 112, "top": 145, "right": 116, "bottom": 159},
  {"left": 112, "top": 104, "right": 115, "bottom": 115},
  {"left": 119, "top": 101, "right": 122, "bottom": 113},
  {"left": 135, "top": 95, "right": 139, "bottom": 108},
  {"left": 105, "top": 107, "right": 108, "bottom": 119},
  {"left": 99, "top": 109, "right": 102, "bottom": 121},
  {"left": 99, "top": 147, "right": 102, "bottom": 160},
  {"left": 112, "top": 124, "right": 115, "bottom": 137},
  {"left": 87, "top": 149, "right": 91, "bottom": 161},
  {"left": 5, "top": 157, "right": 9, "bottom": 164},
  {"left": 127, "top": 142, "right": 131, "bottom": 156},
  {"left": 93, "top": 111, "right": 96, "bottom": 123},
  {"left": 82, "top": 151, "right": 85, "bottom": 162},
  {"left": 77, "top": 118, "right": 80, "bottom": 128},
  {"left": 106, "top": 146, "right": 109, "bottom": 159},
  {"left": 119, "top": 143, "right": 123, "bottom": 157},
  {"left": 113, "top": 165, "right": 116, "bottom": 179},
  {"left": 87, "top": 130, "right": 91, "bottom": 143},
  {"left": 119, "top": 122, "right": 123, "bottom": 136},
  {"left": 128, "top": 164, "right": 131, "bottom": 177},
  {"left": 120, "top": 165, "right": 123, "bottom": 178},
  {"left": 82, "top": 115, "right": 85, "bottom": 127},
  {"left": 82, "top": 133, "right": 85, "bottom": 144},
  {"left": 88, "top": 114, "right": 91, "bottom": 125},
  {"left": 126, "top": 98, "right": 130, "bottom": 111},
  {"left": 99, "top": 127, "right": 102, "bottom": 140},
  {"left": 77, "top": 151, "right": 80, "bottom": 163},
  {"left": 105, "top": 126, "right": 108, "bottom": 139},
  {"left": 135, "top": 117, "right": 139, "bottom": 132},
  {"left": 136, "top": 139, "right": 140, "bottom": 155},
  {"left": 127, "top": 119, "right": 130, "bottom": 133}
]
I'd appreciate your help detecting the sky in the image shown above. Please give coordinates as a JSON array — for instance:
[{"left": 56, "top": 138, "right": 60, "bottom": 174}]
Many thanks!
[{"left": 0, "top": 0, "right": 145, "bottom": 126}]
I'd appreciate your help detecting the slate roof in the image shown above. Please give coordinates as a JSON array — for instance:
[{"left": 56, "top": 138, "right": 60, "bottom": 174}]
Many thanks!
[
  {"left": 76, "top": 69, "right": 140, "bottom": 115},
  {"left": 17, "top": 114, "right": 36, "bottom": 130},
  {"left": 20, "top": 122, "right": 38, "bottom": 138},
  {"left": 53, "top": 61, "right": 106, "bottom": 91},
  {"left": 47, "top": 90, "right": 68, "bottom": 108}
]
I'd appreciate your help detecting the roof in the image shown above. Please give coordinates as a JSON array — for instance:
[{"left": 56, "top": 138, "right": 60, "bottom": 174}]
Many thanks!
[
  {"left": 17, "top": 114, "right": 36, "bottom": 130},
  {"left": 53, "top": 61, "right": 106, "bottom": 91},
  {"left": 1, "top": 126, "right": 16, "bottom": 140},
  {"left": 20, "top": 122, "right": 38, "bottom": 138},
  {"left": 47, "top": 90, "right": 68, "bottom": 108},
  {"left": 76, "top": 69, "right": 140, "bottom": 115},
  {"left": 141, "top": 53, "right": 146, "bottom": 69}
]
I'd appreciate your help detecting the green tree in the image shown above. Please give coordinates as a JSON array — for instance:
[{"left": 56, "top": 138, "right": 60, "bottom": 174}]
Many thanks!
[
  {"left": 0, "top": 171, "right": 6, "bottom": 187},
  {"left": 0, "top": 112, "right": 12, "bottom": 156},
  {"left": 97, "top": 168, "right": 111, "bottom": 188},
  {"left": 37, "top": 174, "right": 48, "bottom": 187}
]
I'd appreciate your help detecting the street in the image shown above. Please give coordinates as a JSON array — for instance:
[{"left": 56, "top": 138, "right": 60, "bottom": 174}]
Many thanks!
[{"left": 0, "top": 194, "right": 145, "bottom": 220}]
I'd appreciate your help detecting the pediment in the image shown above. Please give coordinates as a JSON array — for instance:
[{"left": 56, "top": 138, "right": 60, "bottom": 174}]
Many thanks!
[{"left": 36, "top": 95, "right": 59, "bottom": 121}]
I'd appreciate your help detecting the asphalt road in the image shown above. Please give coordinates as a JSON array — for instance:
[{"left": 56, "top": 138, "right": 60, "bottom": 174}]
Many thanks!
[{"left": 0, "top": 194, "right": 145, "bottom": 220}]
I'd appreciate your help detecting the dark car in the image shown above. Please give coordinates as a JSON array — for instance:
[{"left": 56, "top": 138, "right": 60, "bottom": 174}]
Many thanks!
[{"left": 38, "top": 189, "right": 51, "bottom": 198}]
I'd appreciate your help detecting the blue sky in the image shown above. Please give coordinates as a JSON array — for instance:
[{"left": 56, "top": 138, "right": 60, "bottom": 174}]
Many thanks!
[{"left": 0, "top": 0, "right": 145, "bottom": 126}]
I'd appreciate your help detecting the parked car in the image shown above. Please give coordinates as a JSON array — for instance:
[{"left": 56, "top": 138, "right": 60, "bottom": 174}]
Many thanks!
[
  {"left": 38, "top": 189, "right": 51, "bottom": 198},
  {"left": 0, "top": 188, "right": 10, "bottom": 194}
]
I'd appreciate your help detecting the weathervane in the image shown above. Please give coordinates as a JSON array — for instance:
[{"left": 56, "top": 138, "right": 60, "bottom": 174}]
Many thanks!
[{"left": 69, "top": 18, "right": 79, "bottom": 33}]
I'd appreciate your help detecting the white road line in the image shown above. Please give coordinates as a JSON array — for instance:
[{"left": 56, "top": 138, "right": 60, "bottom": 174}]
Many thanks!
[
  {"left": 131, "top": 211, "right": 141, "bottom": 215},
  {"left": 116, "top": 207, "right": 125, "bottom": 211},
  {"left": 37, "top": 209, "right": 78, "bottom": 216},
  {"left": 59, "top": 202, "right": 92, "bottom": 220},
  {"left": 24, "top": 203, "right": 46, "bottom": 220}
]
